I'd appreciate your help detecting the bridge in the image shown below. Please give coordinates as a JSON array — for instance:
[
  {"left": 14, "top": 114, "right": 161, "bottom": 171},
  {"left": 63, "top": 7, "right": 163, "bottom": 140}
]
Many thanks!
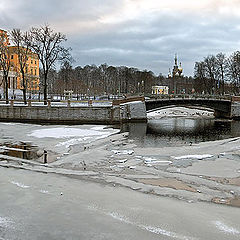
[
  {"left": 0, "top": 95, "right": 240, "bottom": 124},
  {"left": 145, "top": 95, "right": 235, "bottom": 118}
]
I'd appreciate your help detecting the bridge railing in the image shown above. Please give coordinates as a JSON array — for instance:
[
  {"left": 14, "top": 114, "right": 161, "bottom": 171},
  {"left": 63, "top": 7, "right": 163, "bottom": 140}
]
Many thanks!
[
  {"left": 0, "top": 99, "right": 113, "bottom": 107},
  {"left": 146, "top": 94, "right": 233, "bottom": 101}
]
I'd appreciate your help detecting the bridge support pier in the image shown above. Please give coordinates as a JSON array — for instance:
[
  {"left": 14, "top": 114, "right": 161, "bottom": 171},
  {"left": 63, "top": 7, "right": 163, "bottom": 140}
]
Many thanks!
[
  {"left": 214, "top": 110, "right": 231, "bottom": 119},
  {"left": 119, "top": 101, "right": 147, "bottom": 122}
]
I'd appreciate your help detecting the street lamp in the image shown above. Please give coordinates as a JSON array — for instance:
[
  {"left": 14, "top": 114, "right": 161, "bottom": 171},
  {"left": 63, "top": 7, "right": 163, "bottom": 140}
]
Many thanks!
[{"left": 137, "top": 82, "right": 140, "bottom": 95}]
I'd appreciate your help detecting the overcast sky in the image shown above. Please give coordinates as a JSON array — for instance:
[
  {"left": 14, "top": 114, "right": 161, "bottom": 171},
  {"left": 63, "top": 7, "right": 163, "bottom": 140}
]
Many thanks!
[{"left": 1, "top": 0, "right": 240, "bottom": 76}]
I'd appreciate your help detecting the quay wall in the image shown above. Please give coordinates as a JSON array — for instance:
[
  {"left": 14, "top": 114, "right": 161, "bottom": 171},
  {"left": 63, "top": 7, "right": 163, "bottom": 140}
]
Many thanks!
[{"left": 0, "top": 101, "right": 147, "bottom": 124}]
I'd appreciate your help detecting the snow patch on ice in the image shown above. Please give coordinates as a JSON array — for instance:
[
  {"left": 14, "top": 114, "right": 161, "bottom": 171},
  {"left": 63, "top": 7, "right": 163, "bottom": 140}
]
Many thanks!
[
  {"left": 144, "top": 157, "right": 157, "bottom": 161},
  {"left": 28, "top": 127, "right": 114, "bottom": 139},
  {"left": 91, "top": 126, "right": 107, "bottom": 130},
  {"left": 112, "top": 150, "right": 134, "bottom": 155},
  {"left": 39, "top": 189, "right": 49, "bottom": 194},
  {"left": 56, "top": 137, "right": 92, "bottom": 148},
  {"left": 107, "top": 211, "right": 196, "bottom": 240},
  {"left": 11, "top": 181, "right": 30, "bottom": 189},
  {"left": 0, "top": 216, "right": 14, "bottom": 229},
  {"left": 145, "top": 160, "right": 172, "bottom": 164},
  {"left": 214, "top": 221, "right": 240, "bottom": 235},
  {"left": 87, "top": 206, "right": 196, "bottom": 240},
  {"left": 172, "top": 154, "right": 213, "bottom": 160}
]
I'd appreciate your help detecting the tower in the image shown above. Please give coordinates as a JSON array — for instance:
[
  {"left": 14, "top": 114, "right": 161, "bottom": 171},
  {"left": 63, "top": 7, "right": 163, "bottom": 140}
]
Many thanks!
[{"left": 172, "top": 54, "right": 183, "bottom": 77}]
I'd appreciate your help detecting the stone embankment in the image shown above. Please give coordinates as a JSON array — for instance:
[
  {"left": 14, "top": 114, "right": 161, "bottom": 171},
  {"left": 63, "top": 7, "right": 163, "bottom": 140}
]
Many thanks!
[{"left": 0, "top": 97, "right": 147, "bottom": 124}]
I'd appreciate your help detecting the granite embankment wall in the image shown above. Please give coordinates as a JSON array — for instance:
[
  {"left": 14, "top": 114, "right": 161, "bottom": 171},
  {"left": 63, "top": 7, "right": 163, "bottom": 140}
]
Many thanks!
[{"left": 0, "top": 101, "right": 147, "bottom": 124}]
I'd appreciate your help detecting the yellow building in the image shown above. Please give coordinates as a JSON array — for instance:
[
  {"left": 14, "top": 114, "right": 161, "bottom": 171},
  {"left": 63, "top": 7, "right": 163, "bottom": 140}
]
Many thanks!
[
  {"left": 0, "top": 29, "right": 9, "bottom": 46},
  {"left": 0, "top": 29, "right": 40, "bottom": 93},
  {"left": 152, "top": 85, "right": 169, "bottom": 95},
  {"left": 9, "top": 46, "right": 40, "bottom": 92}
]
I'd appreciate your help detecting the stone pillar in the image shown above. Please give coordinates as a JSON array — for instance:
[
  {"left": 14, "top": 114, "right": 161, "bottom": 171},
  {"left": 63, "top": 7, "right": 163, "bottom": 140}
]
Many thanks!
[{"left": 119, "top": 101, "right": 147, "bottom": 122}]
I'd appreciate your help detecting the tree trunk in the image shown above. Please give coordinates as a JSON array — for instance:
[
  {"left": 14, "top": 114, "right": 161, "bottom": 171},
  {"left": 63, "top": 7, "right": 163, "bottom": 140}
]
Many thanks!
[
  {"left": 22, "top": 75, "right": 27, "bottom": 105},
  {"left": 44, "top": 74, "right": 47, "bottom": 105},
  {"left": 4, "top": 75, "right": 9, "bottom": 104}
]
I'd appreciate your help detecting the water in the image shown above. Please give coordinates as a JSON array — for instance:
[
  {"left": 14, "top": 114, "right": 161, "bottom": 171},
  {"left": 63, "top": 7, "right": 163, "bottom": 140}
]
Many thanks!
[{"left": 121, "top": 118, "right": 240, "bottom": 147}]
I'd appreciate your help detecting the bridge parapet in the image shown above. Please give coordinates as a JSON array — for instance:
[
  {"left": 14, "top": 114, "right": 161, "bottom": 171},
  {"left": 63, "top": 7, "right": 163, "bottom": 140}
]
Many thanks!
[
  {"left": 112, "top": 96, "right": 145, "bottom": 105},
  {"left": 147, "top": 94, "right": 232, "bottom": 101},
  {"left": 231, "top": 96, "right": 240, "bottom": 102}
]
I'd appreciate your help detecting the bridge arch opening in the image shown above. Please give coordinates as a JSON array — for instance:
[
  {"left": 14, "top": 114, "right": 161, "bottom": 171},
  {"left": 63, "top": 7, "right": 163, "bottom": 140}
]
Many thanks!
[
  {"left": 145, "top": 98, "right": 232, "bottom": 118},
  {"left": 147, "top": 105, "right": 215, "bottom": 119},
  {"left": 146, "top": 105, "right": 215, "bottom": 114}
]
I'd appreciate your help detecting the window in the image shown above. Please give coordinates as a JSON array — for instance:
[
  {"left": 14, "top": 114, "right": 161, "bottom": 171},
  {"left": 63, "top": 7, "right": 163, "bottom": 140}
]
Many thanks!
[
  {"left": 31, "top": 60, "right": 33, "bottom": 64},
  {"left": 11, "top": 55, "right": 14, "bottom": 59}
]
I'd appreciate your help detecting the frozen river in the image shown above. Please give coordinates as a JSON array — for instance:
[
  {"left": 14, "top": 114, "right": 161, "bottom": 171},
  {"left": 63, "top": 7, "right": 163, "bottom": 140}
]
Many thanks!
[
  {"left": 0, "top": 107, "right": 240, "bottom": 239},
  {"left": 1, "top": 167, "right": 240, "bottom": 240}
]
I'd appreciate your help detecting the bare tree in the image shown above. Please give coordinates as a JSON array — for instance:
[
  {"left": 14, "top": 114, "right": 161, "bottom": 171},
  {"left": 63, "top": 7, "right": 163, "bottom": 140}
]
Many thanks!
[
  {"left": 226, "top": 51, "right": 240, "bottom": 86},
  {"left": 11, "top": 29, "right": 32, "bottom": 104},
  {"left": 30, "top": 25, "right": 71, "bottom": 104},
  {"left": 215, "top": 53, "right": 227, "bottom": 94},
  {"left": 0, "top": 31, "right": 11, "bottom": 103}
]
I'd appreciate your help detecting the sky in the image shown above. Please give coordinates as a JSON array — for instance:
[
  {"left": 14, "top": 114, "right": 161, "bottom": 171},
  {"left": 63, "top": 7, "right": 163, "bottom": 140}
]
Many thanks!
[{"left": 1, "top": 0, "right": 240, "bottom": 76}]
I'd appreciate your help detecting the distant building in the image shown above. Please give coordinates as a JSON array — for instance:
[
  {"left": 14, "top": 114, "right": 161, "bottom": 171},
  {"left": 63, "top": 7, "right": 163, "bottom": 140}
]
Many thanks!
[
  {"left": 167, "top": 54, "right": 193, "bottom": 94},
  {"left": 168, "top": 54, "right": 183, "bottom": 78},
  {"left": 0, "top": 29, "right": 40, "bottom": 94},
  {"left": 152, "top": 85, "right": 169, "bottom": 95}
]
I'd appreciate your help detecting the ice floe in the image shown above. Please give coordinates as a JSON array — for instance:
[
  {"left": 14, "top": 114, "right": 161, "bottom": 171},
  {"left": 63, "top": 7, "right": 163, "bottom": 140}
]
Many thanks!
[
  {"left": 112, "top": 150, "right": 134, "bottom": 155},
  {"left": 172, "top": 154, "right": 213, "bottom": 160},
  {"left": 11, "top": 181, "right": 30, "bottom": 189}
]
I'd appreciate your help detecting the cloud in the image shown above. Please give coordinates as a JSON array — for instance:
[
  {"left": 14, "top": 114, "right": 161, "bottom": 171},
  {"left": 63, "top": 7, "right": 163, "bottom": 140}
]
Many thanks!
[{"left": 1, "top": 0, "right": 240, "bottom": 75}]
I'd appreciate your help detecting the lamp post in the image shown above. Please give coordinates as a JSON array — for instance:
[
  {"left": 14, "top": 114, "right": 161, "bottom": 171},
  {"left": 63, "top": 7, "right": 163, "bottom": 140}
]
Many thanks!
[{"left": 141, "top": 80, "right": 144, "bottom": 95}]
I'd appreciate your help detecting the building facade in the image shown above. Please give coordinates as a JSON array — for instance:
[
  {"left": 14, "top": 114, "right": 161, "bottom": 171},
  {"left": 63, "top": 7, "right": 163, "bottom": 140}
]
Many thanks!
[
  {"left": 0, "top": 29, "right": 40, "bottom": 95},
  {"left": 152, "top": 85, "right": 169, "bottom": 95}
]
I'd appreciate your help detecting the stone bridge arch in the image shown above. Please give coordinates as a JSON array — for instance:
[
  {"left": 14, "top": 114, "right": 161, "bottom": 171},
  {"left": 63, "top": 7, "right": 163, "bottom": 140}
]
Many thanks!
[{"left": 145, "top": 98, "right": 232, "bottom": 118}]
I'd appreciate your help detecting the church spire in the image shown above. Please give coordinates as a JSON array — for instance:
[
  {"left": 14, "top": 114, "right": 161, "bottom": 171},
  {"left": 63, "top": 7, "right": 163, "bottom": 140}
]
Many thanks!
[{"left": 174, "top": 53, "right": 178, "bottom": 66}]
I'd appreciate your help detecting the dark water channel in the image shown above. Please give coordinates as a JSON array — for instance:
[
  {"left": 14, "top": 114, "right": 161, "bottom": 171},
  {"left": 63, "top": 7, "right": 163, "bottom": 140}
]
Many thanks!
[{"left": 121, "top": 118, "right": 240, "bottom": 148}]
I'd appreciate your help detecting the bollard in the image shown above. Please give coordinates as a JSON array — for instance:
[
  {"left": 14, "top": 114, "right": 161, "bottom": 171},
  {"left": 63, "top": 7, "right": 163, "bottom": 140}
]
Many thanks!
[
  {"left": 10, "top": 100, "right": 14, "bottom": 107},
  {"left": 88, "top": 100, "right": 93, "bottom": 106},
  {"left": 28, "top": 100, "right": 31, "bottom": 107},
  {"left": 47, "top": 100, "right": 51, "bottom": 107},
  {"left": 67, "top": 99, "right": 71, "bottom": 107},
  {"left": 43, "top": 150, "right": 47, "bottom": 164}
]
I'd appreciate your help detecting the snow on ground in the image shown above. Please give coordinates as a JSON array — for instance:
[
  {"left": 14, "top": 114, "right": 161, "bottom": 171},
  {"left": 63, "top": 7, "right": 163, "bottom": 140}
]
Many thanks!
[{"left": 148, "top": 106, "right": 214, "bottom": 119}]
